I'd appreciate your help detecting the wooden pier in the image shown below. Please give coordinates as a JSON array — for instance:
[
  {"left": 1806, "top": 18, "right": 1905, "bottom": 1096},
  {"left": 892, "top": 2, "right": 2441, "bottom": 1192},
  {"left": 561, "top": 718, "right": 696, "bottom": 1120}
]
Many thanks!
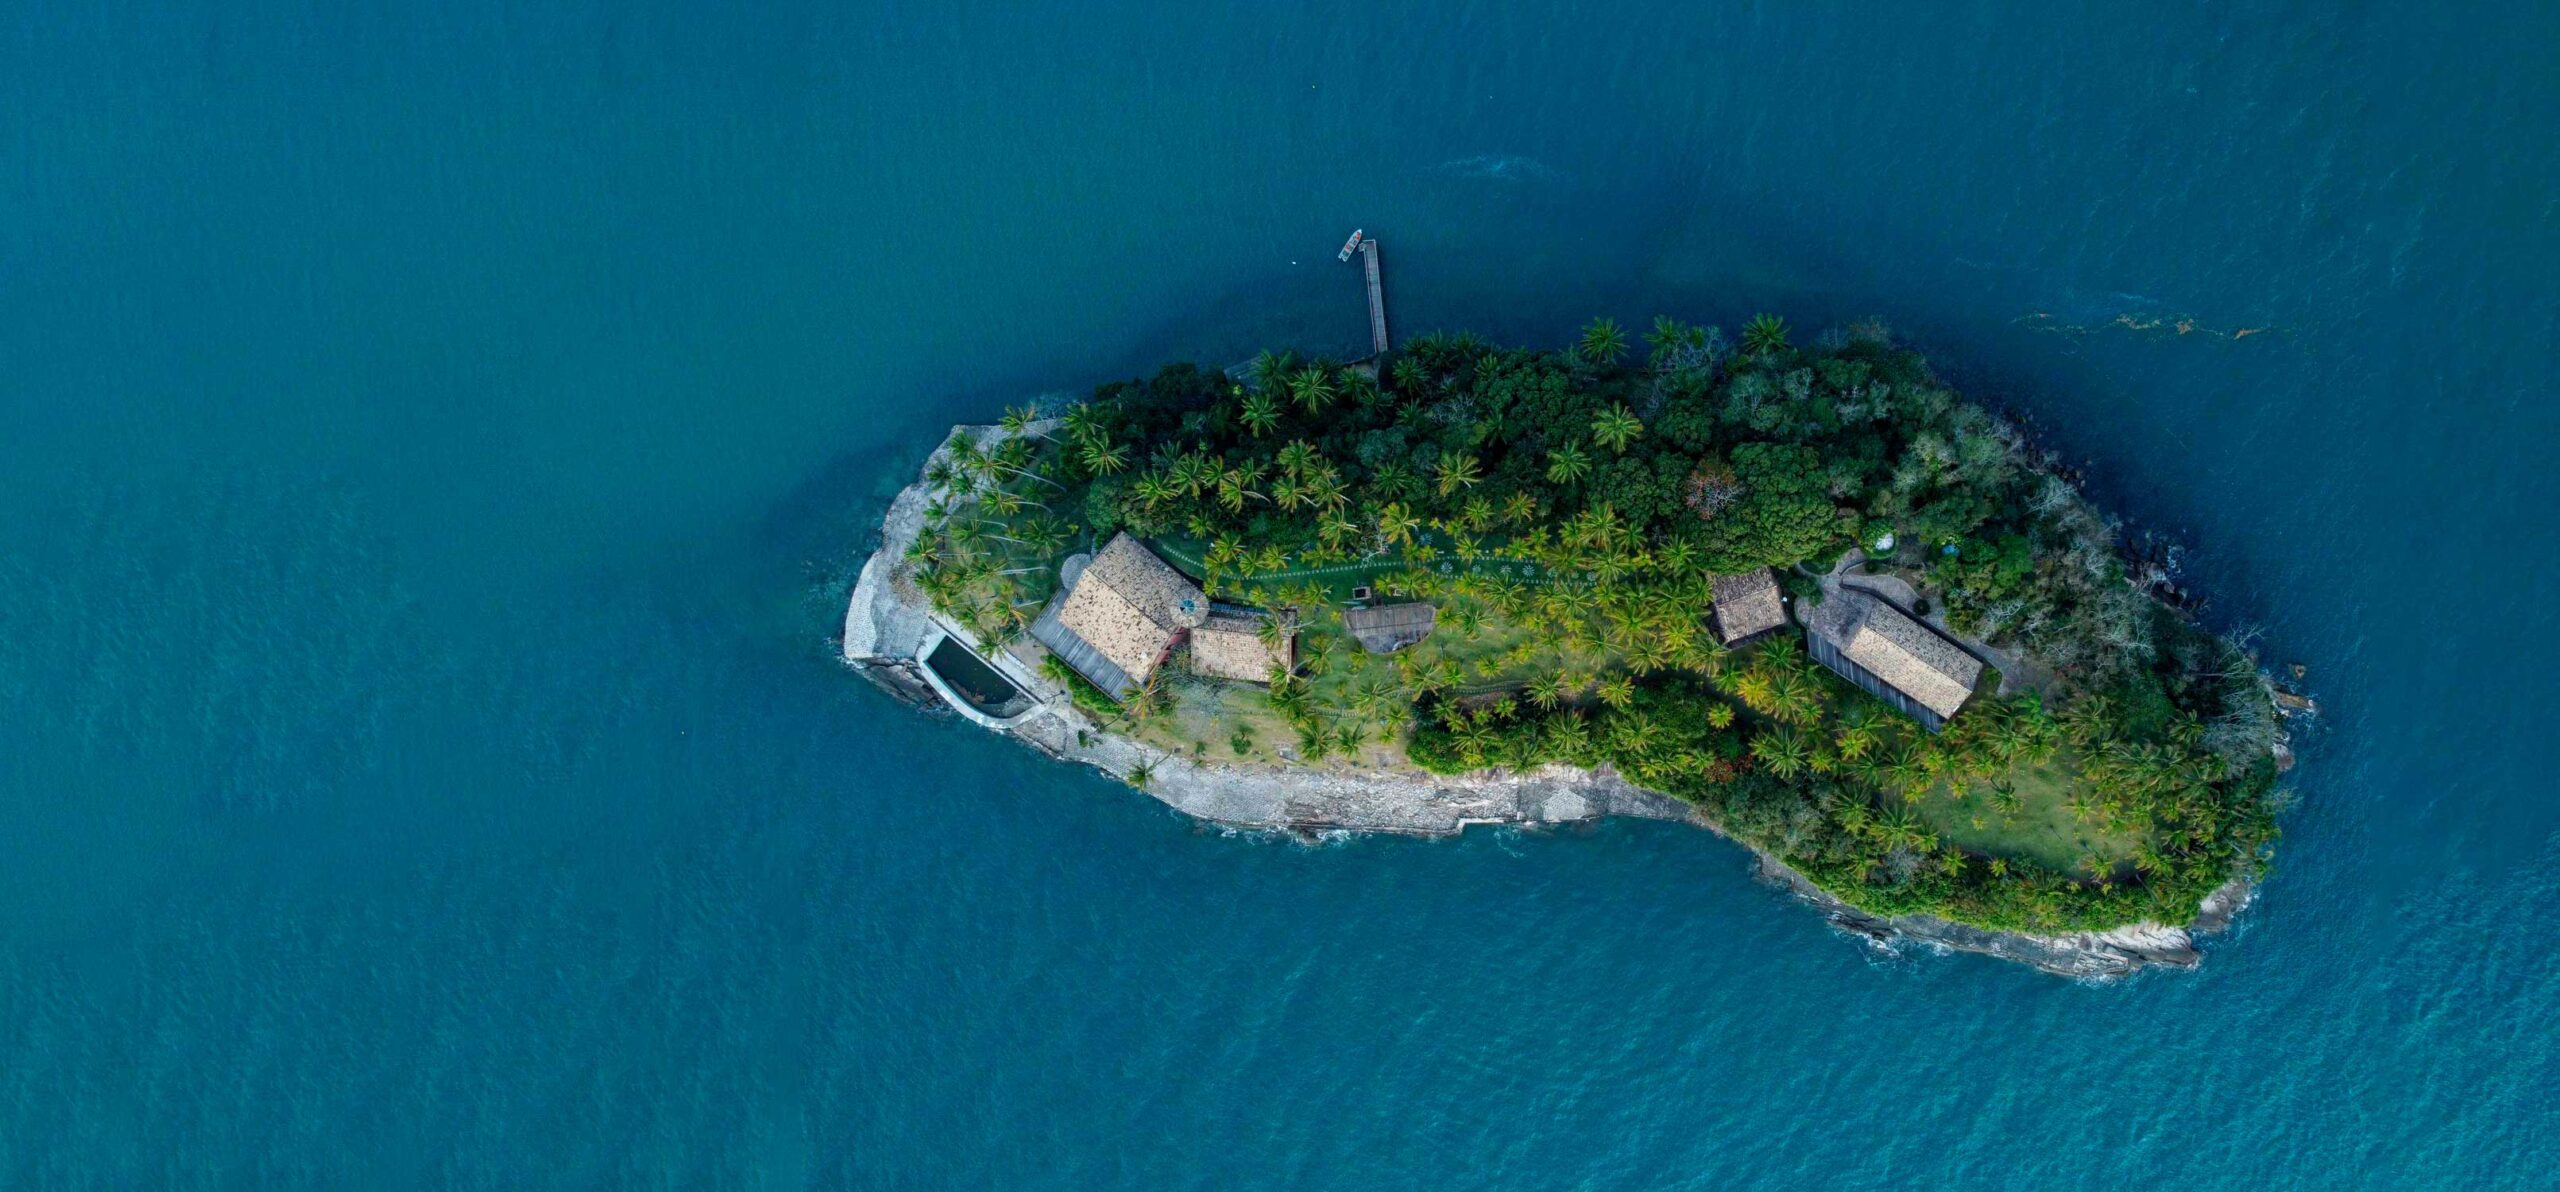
[{"left": 1357, "top": 237, "right": 1388, "bottom": 357}]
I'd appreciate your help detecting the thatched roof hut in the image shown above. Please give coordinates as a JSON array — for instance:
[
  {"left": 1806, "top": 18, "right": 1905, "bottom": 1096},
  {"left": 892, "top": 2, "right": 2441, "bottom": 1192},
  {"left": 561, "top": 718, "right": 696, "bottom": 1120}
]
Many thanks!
[
  {"left": 1804, "top": 589, "right": 1983, "bottom": 731},
  {"left": 1709, "top": 568, "right": 1787, "bottom": 645},
  {"left": 1033, "top": 534, "right": 1205, "bottom": 696},
  {"left": 1342, "top": 602, "right": 1435, "bottom": 654},
  {"left": 1188, "top": 609, "right": 1293, "bottom": 684}
]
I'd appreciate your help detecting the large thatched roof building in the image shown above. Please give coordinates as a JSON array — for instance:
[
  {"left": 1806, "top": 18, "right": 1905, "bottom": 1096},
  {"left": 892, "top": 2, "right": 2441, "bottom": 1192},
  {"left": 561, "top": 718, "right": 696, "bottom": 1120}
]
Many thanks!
[
  {"left": 1709, "top": 568, "right": 1787, "bottom": 645},
  {"left": 1188, "top": 609, "right": 1294, "bottom": 684},
  {"left": 1030, "top": 534, "right": 1205, "bottom": 697},
  {"left": 1342, "top": 602, "right": 1435, "bottom": 654},
  {"left": 1804, "top": 589, "right": 1983, "bottom": 731}
]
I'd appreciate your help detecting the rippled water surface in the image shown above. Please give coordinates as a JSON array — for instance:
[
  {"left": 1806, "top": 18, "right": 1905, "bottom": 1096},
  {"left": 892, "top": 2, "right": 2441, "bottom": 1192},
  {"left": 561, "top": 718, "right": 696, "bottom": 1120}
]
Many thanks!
[{"left": 4, "top": 1, "right": 2556, "bottom": 1184}]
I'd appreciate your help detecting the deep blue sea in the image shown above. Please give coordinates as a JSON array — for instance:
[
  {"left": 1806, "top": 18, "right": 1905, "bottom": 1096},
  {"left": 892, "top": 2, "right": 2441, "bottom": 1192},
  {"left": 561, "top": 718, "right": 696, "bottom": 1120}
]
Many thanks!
[{"left": 6, "top": 1, "right": 2558, "bottom": 1185}]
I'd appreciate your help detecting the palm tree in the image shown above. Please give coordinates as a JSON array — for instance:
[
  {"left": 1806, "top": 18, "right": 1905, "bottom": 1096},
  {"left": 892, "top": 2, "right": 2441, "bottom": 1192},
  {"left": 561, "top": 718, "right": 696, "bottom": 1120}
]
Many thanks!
[
  {"left": 1215, "top": 460, "right": 1266, "bottom": 514},
  {"left": 1240, "top": 392, "right": 1281, "bottom": 437},
  {"left": 1079, "top": 436, "right": 1129, "bottom": 476},
  {"left": 1767, "top": 670, "right": 1825, "bottom": 726},
  {"left": 944, "top": 436, "right": 987, "bottom": 486},
  {"left": 1590, "top": 404, "right": 1644, "bottom": 454},
  {"left": 1742, "top": 312, "right": 1790, "bottom": 357},
  {"left": 1578, "top": 317, "right": 1628, "bottom": 367},
  {"left": 1882, "top": 743, "right": 1936, "bottom": 799},
  {"left": 1249, "top": 349, "right": 1297, "bottom": 394},
  {"left": 1835, "top": 719, "right": 1879, "bottom": 762},
  {"left": 1528, "top": 674, "right": 1568, "bottom": 710},
  {"left": 1318, "top": 510, "right": 1360, "bottom": 550},
  {"left": 1275, "top": 439, "right": 1320, "bottom": 477},
  {"left": 1198, "top": 534, "right": 1239, "bottom": 590},
  {"left": 1545, "top": 444, "right": 1593, "bottom": 485},
  {"left": 1500, "top": 492, "right": 1539, "bottom": 526},
  {"left": 1370, "top": 460, "right": 1419, "bottom": 501},
  {"left": 1288, "top": 366, "right": 1337, "bottom": 415},
  {"left": 1373, "top": 502, "right": 1422, "bottom": 551},
  {"left": 1645, "top": 316, "right": 1691, "bottom": 364},
  {"left": 1459, "top": 495, "right": 1495, "bottom": 533},
  {"left": 924, "top": 459, "right": 963, "bottom": 493},
  {"left": 1389, "top": 354, "right": 1430, "bottom": 394},
  {"left": 1596, "top": 675, "right": 1635, "bottom": 710},
  {"left": 985, "top": 437, "right": 1064, "bottom": 491},
  {"left": 1547, "top": 714, "right": 1593, "bottom": 758},
  {"left": 1625, "top": 638, "right": 1672, "bottom": 675},
  {"left": 1607, "top": 714, "right": 1660, "bottom": 760},
  {"left": 1751, "top": 726, "right": 1812, "bottom": 778},
  {"left": 1131, "top": 472, "right": 1179, "bottom": 512},
  {"left": 1170, "top": 451, "right": 1219, "bottom": 498},
  {"left": 1306, "top": 471, "right": 1349, "bottom": 511},
  {"left": 1654, "top": 539, "right": 1700, "bottom": 576},
  {"left": 980, "top": 488, "right": 1027, "bottom": 518},
  {"left": 999, "top": 404, "right": 1047, "bottom": 439},
  {"left": 1726, "top": 666, "right": 1773, "bottom": 711},
  {"left": 973, "top": 514, "right": 1052, "bottom": 549},
  {"left": 1204, "top": 535, "right": 1247, "bottom": 581},
  {"left": 1017, "top": 516, "right": 1071, "bottom": 556},
  {"left": 1872, "top": 803, "right": 1935, "bottom": 853},
  {"left": 1451, "top": 719, "right": 1496, "bottom": 767},
  {"left": 2061, "top": 692, "right": 2116, "bottom": 749},
  {"left": 1060, "top": 402, "right": 1105, "bottom": 447},
  {"left": 1432, "top": 451, "right": 1483, "bottom": 497}
]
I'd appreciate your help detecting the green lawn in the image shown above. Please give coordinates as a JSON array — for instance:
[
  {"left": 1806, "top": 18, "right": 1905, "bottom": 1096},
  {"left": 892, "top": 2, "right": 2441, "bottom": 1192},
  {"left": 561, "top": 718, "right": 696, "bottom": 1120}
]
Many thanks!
[
  {"left": 1113, "top": 581, "right": 1625, "bottom": 771},
  {"left": 1910, "top": 747, "right": 2150, "bottom": 876}
]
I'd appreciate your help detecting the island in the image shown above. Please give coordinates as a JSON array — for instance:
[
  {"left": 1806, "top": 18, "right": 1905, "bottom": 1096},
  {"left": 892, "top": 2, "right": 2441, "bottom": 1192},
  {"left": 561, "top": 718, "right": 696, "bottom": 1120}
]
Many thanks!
[{"left": 844, "top": 315, "right": 2300, "bottom": 978}]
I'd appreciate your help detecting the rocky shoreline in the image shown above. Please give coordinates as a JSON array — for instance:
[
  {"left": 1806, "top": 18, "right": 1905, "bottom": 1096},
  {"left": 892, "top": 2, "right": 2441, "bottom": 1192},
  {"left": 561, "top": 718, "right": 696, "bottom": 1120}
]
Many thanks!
[{"left": 841, "top": 423, "right": 2248, "bottom": 980}]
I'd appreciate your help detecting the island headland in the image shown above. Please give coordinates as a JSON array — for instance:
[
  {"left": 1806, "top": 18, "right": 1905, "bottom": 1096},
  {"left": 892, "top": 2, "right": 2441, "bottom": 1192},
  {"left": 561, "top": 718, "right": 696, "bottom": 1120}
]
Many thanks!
[{"left": 843, "top": 312, "right": 2303, "bottom": 979}]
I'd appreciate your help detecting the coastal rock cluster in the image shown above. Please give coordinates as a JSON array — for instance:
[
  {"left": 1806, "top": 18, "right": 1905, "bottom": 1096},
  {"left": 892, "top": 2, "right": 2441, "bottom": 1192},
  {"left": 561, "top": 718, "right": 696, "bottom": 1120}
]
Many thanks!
[{"left": 843, "top": 425, "right": 2243, "bottom": 979}]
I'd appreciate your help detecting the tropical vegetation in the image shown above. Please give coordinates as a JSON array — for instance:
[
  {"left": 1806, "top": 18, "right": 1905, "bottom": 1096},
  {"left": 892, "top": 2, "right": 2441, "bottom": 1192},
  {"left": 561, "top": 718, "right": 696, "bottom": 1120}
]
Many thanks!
[{"left": 904, "top": 317, "right": 2289, "bottom": 934}]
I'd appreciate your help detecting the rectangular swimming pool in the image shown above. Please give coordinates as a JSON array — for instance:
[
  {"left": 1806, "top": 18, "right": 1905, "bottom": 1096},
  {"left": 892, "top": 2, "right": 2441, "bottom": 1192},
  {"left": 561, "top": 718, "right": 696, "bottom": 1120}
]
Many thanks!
[{"left": 923, "top": 637, "right": 1031, "bottom": 719}]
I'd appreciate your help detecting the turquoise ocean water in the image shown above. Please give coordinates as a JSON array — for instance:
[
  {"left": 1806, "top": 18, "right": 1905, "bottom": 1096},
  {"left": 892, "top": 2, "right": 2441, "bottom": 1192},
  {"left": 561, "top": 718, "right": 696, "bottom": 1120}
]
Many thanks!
[{"left": 5, "top": 1, "right": 2558, "bottom": 1184}]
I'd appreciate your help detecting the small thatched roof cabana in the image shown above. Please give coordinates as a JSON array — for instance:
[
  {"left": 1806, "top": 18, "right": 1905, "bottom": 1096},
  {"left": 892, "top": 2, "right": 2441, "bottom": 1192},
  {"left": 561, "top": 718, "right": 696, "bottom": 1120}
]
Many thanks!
[
  {"left": 1804, "top": 589, "right": 1983, "bottom": 731},
  {"left": 1709, "top": 568, "right": 1787, "bottom": 645},
  {"left": 1188, "top": 609, "right": 1293, "bottom": 684},
  {"left": 1342, "top": 602, "right": 1435, "bottom": 654}
]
